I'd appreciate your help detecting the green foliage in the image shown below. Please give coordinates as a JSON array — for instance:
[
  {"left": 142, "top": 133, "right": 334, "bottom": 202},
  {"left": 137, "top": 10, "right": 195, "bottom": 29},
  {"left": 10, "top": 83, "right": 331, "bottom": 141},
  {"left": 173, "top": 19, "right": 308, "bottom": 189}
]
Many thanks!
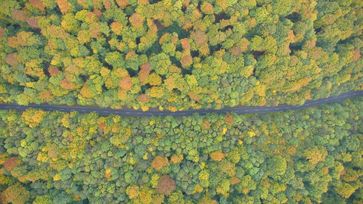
[
  {"left": 268, "top": 156, "right": 287, "bottom": 177},
  {"left": 0, "top": 97, "right": 362, "bottom": 203},
  {"left": 0, "top": 0, "right": 361, "bottom": 110},
  {"left": 0, "top": 0, "right": 362, "bottom": 202}
]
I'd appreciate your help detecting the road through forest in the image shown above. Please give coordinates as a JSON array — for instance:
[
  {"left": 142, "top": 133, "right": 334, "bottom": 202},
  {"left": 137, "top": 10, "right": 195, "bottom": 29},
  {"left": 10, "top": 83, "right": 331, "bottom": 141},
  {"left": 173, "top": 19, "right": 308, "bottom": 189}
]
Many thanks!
[{"left": 0, "top": 91, "right": 362, "bottom": 116}]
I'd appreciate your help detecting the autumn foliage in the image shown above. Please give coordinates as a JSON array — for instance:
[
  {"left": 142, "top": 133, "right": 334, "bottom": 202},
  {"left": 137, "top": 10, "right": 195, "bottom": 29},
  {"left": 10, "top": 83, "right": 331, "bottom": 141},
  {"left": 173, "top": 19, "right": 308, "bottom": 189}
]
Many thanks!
[
  {"left": 0, "top": 0, "right": 362, "bottom": 203},
  {"left": 151, "top": 156, "right": 169, "bottom": 170},
  {"left": 210, "top": 151, "right": 225, "bottom": 161},
  {"left": 0, "top": 0, "right": 360, "bottom": 111},
  {"left": 0, "top": 97, "right": 362, "bottom": 202},
  {"left": 156, "top": 175, "right": 176, "bottom": 195}
]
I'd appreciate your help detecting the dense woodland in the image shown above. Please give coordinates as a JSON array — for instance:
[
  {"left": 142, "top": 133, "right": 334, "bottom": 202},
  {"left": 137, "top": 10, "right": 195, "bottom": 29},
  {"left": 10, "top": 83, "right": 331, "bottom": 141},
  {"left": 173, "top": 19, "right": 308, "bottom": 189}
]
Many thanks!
[
  {"left": 0, "top": 97, "right": 362, "bottom": 203},
  {"left": 0, "top": 0, "right": 362, "bottom": 110},
  {"left": 0, "top": 0, "right": 362, "bottom": 203}
]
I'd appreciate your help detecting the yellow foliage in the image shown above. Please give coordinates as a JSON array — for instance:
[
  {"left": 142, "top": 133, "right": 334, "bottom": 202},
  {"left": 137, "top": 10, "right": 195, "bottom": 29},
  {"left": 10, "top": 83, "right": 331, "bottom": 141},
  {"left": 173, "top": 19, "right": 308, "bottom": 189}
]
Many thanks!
[
  {"left": 286, "top": 78, "right": 312, "bottom": 93},
  {"left": 241, "top": 66, "right": 254, "bottom": 78},
  {"left": 80, "top": 85, "right": 94, "bottom": 98},
  {"left": 0, "top": 154, "right": 7, "bottom": 164},
  {"left": 167, "top": 106, "right": 177, "bottom": 112},
  {"left": 25, "top": 82, "right": 35, "bottom": 88},
  {"left": 111, "top": 21, "right": 123, "bottom": 35},
  {"left": 170, "top": 154, "right": 183, "bottom": 164},
  {"left": 148, "top": 73, "right": 162, "bottom": 86},
  {"left": 164, "top": 76, "right": 176, "bottom": 91},
  {"left": 336, "top": 183, "right": 358, "bottom": 199},
  {"left": 118, "top": 90, "right": 128, "bottom": 101},
  {"left": 220, "top": 161, "right": 236, "bottom": 177},
  {"left": 77, "top": 30, "right": 91, "bottom": 44},
  {"left": 61, "top": 115, "right": 70, "bottom": 128},
  {"left": 322, "top": 167, "right": 329, "bottom": 175},
  {"left": 21, "top": 170, "right": 49, "bottom": 182},
  {"left": 37, "top": 153, "right": 48, "bottom": 162},
  {"left": 337, "top": 74, "right": 351, "bottom": 85},
  {"left": 151, "top": 174, "right": 160, "bottom": 188},
  {"left": 287, "top": 146, "right": 297, "bottom": 155},
  {"left": 186, "top": 75, "right": 198, "bottom": 87},
  {"left": 240, "top": 89, "right": 254, "bottom": 104},
  {"left": 199, "top": 171, "right": 209, "bottom": 181},
  {"left": 25, "top": 60, "right": 45, "bottom": 79},
  {"left": 114, "top": 68, "right": 129, "bottom": 78},
  {"left": 141, "top": 105, "right": 149, "bottom": 112},
  {"left": 247, "top": 130, "right": 256, "bottom": 137},
  {"left": 104, "top": 168, "right": 112, "bottom": 179},
  {"left": 101, "top": 78, "right": 117, "bottom": 89},
  {"left": 126, "top": 185, "right": 139, "bottom": 199},
  {"left": 148, "top": 87, "right": 164, "bottom": 98},
  {"left": 304, "top": 147, "right": 327, "bottom": 165},
  {"left": 255, "top": 83, "right": 266, "bottom": 97},
  {"left": 222, "top": 127, "right": 228, "bottom": 135},
  {"left": 242, "top": 187, "right": 249, "bottom": 195},
  {"left": 100, "top": 67, "right": 110, "bottom": 77},
  {"left": 199, "top": 196, "right": 218, "bottom": 204},
  {"left": 21, "top": 109, "right": 45, "bottom": 128},
  {"left": 53, "top": 173, "right": 61, "bottom": 181},
  {"left": 216, "top": 179, "right": 230, "bottom": 197},
  {"left": 127, "top": 155, "right": 136, "bottom": 165},
  {"left": 138, "top": 187, "right": 152, "bottom": 204},
  {"left": 0, "top": 84, "right": 6, "bottom": 94},
  {"left": 216, "top": 0, "right": 228, "bottom": 10},
  {"left": 194, "top": 184, "right": 203, "bottom": 193}
]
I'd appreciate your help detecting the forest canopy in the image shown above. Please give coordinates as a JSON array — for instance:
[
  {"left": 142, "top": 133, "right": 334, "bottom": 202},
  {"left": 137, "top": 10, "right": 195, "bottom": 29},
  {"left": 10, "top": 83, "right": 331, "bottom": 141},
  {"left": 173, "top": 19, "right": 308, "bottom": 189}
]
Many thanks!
[
  {"left": 0, "top": 0, "right": 362, "bottom": 111},
  {"left": 0, "top": 97, "right": 362, "bottom": 203},
  {"left": 0, "top": 1, "right": 362, "bottom": 203}
]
